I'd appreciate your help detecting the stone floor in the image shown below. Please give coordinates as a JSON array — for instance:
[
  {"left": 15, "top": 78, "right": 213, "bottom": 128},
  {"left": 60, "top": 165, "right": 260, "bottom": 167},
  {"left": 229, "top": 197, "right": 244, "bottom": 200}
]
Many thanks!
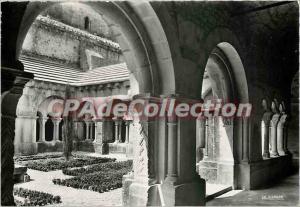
[
  {"left": 207, "top": 172, "right": 299, "bottom": 206},
  {"left": 206, "top": 183, "right": 232, "bottom": 201}
]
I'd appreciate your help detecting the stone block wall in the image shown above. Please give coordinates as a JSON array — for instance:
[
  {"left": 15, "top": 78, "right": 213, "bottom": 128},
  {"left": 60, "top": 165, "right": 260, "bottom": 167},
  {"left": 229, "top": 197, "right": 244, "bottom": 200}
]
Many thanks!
[{"left": 22, "top": 15, "right": 122, "bottom": 71}]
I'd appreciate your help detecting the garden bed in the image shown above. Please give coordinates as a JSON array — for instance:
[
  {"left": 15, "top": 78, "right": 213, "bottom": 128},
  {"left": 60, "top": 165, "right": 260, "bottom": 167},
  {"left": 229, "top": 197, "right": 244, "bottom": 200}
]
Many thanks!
[
  {"left": 20, "top": 155, "right": 115, "bottom": 172},
  {"left": 14, "top": 152, "right": 62, "bottom": 162},
  {"left": 13, "top": 187, "right": 61, "bottom": 206},
  {"left": 53, "top": 161, "right": 132, "bottom": 193},
  {"left": 62, "top": 160, "right": 132, "bottom": 176}
]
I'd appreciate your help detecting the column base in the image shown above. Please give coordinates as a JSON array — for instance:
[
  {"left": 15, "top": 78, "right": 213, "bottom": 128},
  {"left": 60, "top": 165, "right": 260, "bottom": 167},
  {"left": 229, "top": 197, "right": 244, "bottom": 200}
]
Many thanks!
[
  {"left": 270, "top": 152, "right": 279, "bottom": 157},
  {"left": 263, "top": 152, "right": 270, "bottom": 158},
  {"left": 127, "top": 181, "right": 163, "bottom": 206},
  {"left": 278, "top": 150, "right": 286, "bottom": 156},
  {"left": 161, "top": 176, "right": 206, "bottom": 206},
  {"left": 15, "top": 142, "right": 38, "bottom": 155},
  {"left": 37, "top": 141, "right": 63, "bottom": 153},
  {"left": 108, "top": 142, "right": 127, "bottom": 154},
  {"left": 93, "top": 143, "right": 108, "bottom": 154}
]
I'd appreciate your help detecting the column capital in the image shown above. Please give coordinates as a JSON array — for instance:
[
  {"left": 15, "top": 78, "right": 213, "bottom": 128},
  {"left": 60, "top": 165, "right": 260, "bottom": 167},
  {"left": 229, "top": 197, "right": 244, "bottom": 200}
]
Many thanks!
[
  {"left": 277, "top": 113, "right": 288, "bottom": 129},
  {"left": 51, "top": 117, "right": 62, "bottom": 124},
  {"left": 113, "top": 117, "right": 122, "bottom": 124},
  {"left": 262, "top": 111, "right": 273, "bottom": 126},
  {"left": 270, "top": 114, "right": 280, "bottom": 126}
]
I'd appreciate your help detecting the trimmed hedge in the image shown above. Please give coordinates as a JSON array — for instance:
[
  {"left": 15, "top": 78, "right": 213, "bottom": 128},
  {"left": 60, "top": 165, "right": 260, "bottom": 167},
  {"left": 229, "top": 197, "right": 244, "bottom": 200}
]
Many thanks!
[
  {"left": 62, "top": 160, "right": 133, "bottom": 176},
  {"left": 13, "top": 187, "right": 61, "bottom": 206},
  {"left": 23, "top": 156, "right": 116, "bottom": 172},
  {"left": 14, "top": 153, "right": 62, "bottom": 162},
  {"left": 53, "top": 168, "right": 129, "bottom": 193},
  {"left": 53, "top": 161, "right": 133, "bottom": 193}
]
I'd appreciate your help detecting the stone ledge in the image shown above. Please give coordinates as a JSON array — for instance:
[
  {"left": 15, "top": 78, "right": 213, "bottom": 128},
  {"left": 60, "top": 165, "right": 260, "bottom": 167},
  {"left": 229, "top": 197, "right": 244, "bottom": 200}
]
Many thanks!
[{"left": 237, "top": 154, "right": 293, "bottom": 190}]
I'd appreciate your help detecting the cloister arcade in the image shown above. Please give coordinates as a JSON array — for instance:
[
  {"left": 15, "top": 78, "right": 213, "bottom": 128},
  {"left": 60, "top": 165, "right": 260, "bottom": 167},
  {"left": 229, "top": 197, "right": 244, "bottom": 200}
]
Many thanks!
[{"left": 1, "top": 1, "right": 298, "bottom": 206}]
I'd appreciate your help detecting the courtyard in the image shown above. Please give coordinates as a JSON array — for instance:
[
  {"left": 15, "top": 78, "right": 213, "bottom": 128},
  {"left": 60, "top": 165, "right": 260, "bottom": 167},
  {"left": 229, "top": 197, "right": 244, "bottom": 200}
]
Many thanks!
[{"left": 1, "top": 1, "right": 299, "bottom": 206}]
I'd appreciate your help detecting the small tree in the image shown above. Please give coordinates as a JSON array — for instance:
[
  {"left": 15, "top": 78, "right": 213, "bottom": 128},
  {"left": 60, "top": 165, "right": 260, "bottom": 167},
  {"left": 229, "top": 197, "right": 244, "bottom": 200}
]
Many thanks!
[{"left": 63, "top": 84, "right": 73, "bottom": 160}]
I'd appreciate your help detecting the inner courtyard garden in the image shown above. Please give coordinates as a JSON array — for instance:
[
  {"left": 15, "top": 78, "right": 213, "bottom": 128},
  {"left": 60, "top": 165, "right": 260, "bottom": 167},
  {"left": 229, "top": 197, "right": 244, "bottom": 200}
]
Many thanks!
[{"left": 14, "top": 152, "right": 132, "bottom": 206}]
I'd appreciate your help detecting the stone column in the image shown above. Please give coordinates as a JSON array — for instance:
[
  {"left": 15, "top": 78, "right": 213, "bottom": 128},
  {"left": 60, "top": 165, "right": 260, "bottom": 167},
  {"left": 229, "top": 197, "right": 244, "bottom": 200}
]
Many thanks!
[
  {"left": 277, "top": 113, "right": 287, "bottom": 155},
  {"left": 204, "top": 117, "right": 209, "bottom": 159},
  {"left": 166, "top": 115, "right": 178, "bottom": 181},
  {"left": 114, "top": 119, "right": 121, "bottom": 143},
  {"left": 118, "top": 121, "right": 123, "bottom": 143},
  {"left": 262, "top": 111, "right": 273, "bottom": 158},
  {"left": 93, "top": 121, "right": 102, "bottom": 143},
  {"left": 52, "top": 118, "right": 62, "bottom": 142},
  {"left": 85, "top": 121, "right": 90, "bottom": 140},
  {"left": 38, "top": 118, "right": 47, "bottom": 142},
  {"left": 93, "top": 121, "right": 98, "bottom": 142},
  {"left": 270, "top": 113, "right": 280, "bottom": 157},
  {"left": 198, "top": 118, "right": 206, "bottom": 148},
  {"left": 125, "top": 121, "right": 131, "bottom": 143},
  {"left": 1, "top": 64, "right": 34, "bottom": 205}
]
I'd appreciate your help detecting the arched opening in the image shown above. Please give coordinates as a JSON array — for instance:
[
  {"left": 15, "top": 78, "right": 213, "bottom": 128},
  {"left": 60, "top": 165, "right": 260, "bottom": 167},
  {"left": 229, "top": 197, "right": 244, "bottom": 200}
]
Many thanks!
[
  {"left": 45, "top": 115, "right": 54, "bottom": 142},
  {"left": 84, "top": 16, "right": 90, "bottom": 30},
  {"left": 13, "top": 1, "right": 176, "bottom": 206},
  {"left": 59, "top": 119, "right": 64, "bottom": 141},
  {"left": 36, "top": 112, "right": 42, "bottom": 142},
  {"left": 197, "top": 42, "right": 249, "bottom": 196}
]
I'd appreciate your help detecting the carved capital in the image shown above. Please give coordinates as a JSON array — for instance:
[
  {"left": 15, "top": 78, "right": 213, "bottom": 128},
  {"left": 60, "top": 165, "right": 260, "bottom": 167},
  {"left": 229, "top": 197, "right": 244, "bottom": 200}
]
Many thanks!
[
  {"left": 262, "top": 111, "right": 273, "bottom": 126},
  {"left": 270, "top": 114, "right": 280, "bottom": 126}
]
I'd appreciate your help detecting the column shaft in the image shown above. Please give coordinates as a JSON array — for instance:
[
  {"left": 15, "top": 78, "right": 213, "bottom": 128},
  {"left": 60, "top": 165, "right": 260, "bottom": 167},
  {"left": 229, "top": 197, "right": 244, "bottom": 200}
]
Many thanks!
[
  {"left": 85, "top": 122, "right": 90, "bottom": 140},
  {"left": 270, "top": 114, "right": 280, "bottom": 157},
  {"left": 167, "top": 120, "right": 178, "bottom": 178},
  {"left": 94, "top": 122, "right": 98, "bottom": 142},
  {"left": 118, "top": 121, "right": 122, "bottom": 143},
  {"left": 262, "top": 112, "right": 272, "bottom": 158},
  {"left": 263, "top": 123, "right": 270, "bottom": 158},
  {"left": 52, "top": 119, "right": 61, "bottom": 141},
  {"left": 204, "top": 118, "right": 209, "bottom": 159},
  {"left": 39, "top": 118, "right": 46, "bottom": 142},
  {"left": 198, "top": 118, "right": 206, "bottom": 148},
  {"left": 114, "top": 121, "right": 119, "bottom": 143},
  {"left": 125, "top": 122, "right": 130, "bottom": 143}
]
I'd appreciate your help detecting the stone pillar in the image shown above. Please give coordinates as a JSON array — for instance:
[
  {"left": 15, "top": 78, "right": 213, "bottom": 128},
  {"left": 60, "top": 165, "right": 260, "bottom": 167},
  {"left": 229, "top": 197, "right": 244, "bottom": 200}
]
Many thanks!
[
  {"left": 262, "top": 112, "right": 273, "bottom": 158},
  {"left": 270, "top": 113, "right": 280, "bottom": 157},
  {"left": 125, "top": 121, "right": 131, "bottom": 143},
  {"left": 196, "top": 117, "right": 207, "bottom": 163},
  {"left": 114, "top": 119, "right": 121, "bottom": 143},
  {"left": 38, "top": 118, "right": 47, "bottom": 142},
  {"left": 277, "top": 113, "right": 287, "bottom": 156},
  {"left": 1, "top": 64, "right": 34, "bottom": 205},
  {"left": 166, "top": 115, "right": 178, "bottom": 180},
  {"left": 118, "top": 121, "right": 123, "bottom": 143},
  {"left": 93, "top": 121, "right": 98, "bottom": 142},
  {"left": 85, "top": 121, "right": 90, "bottom": 140},
  {"left": 198, "top": 118, "right": 206, "bottom": 148},
  {"left": 203, "top": 117, "right": 209, "bottom": 159},
  {"left": 161, "top": 95, "right": 205, "bottom": 206},
  {"left": 93, "top": 120, "right": 108, "bottom": 154},
  {"left": 52, "top": 118, "right": 62, "bottom": 142}
]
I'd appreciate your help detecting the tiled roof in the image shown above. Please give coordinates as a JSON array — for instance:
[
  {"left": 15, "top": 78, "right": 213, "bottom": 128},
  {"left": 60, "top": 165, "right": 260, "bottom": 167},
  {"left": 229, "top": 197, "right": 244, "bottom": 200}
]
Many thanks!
[{"left": 21, "top": 56, "right": 130, "bottom": 86}]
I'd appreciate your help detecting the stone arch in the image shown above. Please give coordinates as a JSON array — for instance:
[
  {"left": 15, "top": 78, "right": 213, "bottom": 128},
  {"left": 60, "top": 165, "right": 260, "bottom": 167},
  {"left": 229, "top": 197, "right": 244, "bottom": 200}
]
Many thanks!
[
  {"left": 45, "top": 115, "right": 54, "bottom": 142},
  {"left": 59, "top": 119, "right": 64, "bottom": 141},
  {"left": 201, "top": 28, "right": 249, "bottom": 103},
  {"left": 200, "top": 31, "right": 250, "bottom": 189}
]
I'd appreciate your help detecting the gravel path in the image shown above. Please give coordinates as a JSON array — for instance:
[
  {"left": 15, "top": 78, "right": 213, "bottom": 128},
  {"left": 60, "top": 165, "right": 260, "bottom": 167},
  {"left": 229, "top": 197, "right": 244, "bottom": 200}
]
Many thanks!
[{"left": 15, "top": 169, "right": 123, "bottom": 206}]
